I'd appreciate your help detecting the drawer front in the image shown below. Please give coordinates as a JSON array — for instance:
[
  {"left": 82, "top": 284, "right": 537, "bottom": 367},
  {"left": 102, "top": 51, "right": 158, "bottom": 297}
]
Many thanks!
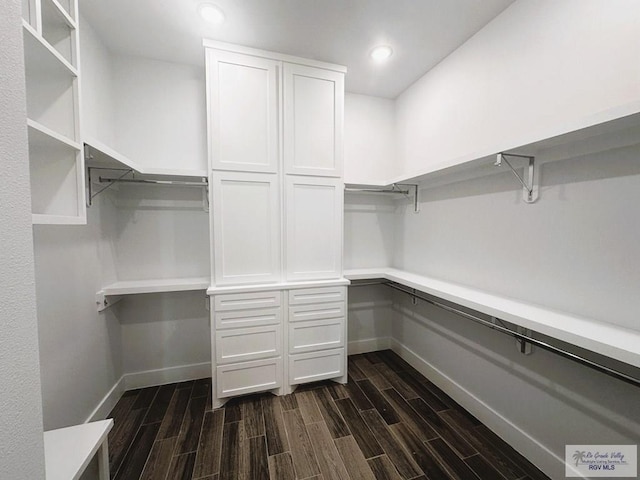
[
  {"left": 214, "top": 291, "right": 281, "bottom": 311},
  {"left": 289, "top": 302, "right": 345, "bottom": 323},
  {"left": 289, "top": 318, "right": 344, "bottom": 354},
  {"left": 289, "top": 348, "right": 344, "bottom": 385},
  {"left": 215, "top": 325, "right": 282, "bottom": 364},
  {"left": 214, "top": 307, "right": 282, "bottom": 330},
  {"left": 217, "top": 357, "right": 282, "bottom": 398},
  {"left": 288, "top": 286, "right": 345, "bottom": 305}
]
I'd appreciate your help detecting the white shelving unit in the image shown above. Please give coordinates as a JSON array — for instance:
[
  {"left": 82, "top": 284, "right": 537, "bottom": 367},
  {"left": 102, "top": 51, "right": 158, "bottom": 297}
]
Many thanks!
[{"left": 23, "top": 0, "right": 84, "bottom": 224}]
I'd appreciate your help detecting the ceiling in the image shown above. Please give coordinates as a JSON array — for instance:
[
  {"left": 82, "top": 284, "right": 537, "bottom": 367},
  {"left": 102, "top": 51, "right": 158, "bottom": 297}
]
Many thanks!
[{"left": 80, "top": 0, "right": 514, "bottom": 99}]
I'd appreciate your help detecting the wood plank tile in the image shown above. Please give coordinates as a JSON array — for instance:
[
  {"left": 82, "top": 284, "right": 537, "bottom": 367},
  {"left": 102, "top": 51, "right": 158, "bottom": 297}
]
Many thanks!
[
  {"left": 176, "top": 380, "right": 195, "bottom": 390},
  {"left": 107, "top": 391, "right": 138, "bottom": 438},
  {"left": 363, "top": 351, "right": 385, "bottom": 364},
  {"left": 464, "top": 453, "right": 509, "bottom": 480},
  {"left": 157, "top": 387, "right": 192, "bottom": 439},
  {"left": 176, "top": 395, "right": 207, "bottom": 454},
  {"left": 345, "top": 375, "right": 374, "bottom": 411},
  {"left": 223, "top": 398, "right": 242, "bottom": 424},
  {"left": 360, "top": 409, "right": 423, "bottom": 480},
  {"left": 408, "top": 397, "right": 476, "bottom": 458},
  {"left": 193, "top": 409, "right": 224, "bottom": 478},
  {"left": 440, "top": 410, "right": 524, "bottom": 480},
  {"left": 192, "top": 377, "right": 212, "bottom": 398},
  {"left": 262, "top": 395, "right": 289, "bottom": 456},
  {"left": 219, "top": 421, "right": 242, "bottom": 480},
  {"left": 377, "top": 350, "right": 412, "bottom": 372},
  {"left": 282, "top": 408, "right": 321, "bottom": 478},
  {"left": 376, "top": 364, "right": 419, "bottom": 400},
  {"left": 327, "top": 382, "right": 350, "bottom": 400},
  {"left": 426, "top": 437, "right": 481, "bottom": 480},
  {"left": 296, "top": 390, "right": 323, "bottom": 424},
  {"left": 114, "top": 422, "right": 160, "bottom": 480},
  {"left": 166, "top": 452, "right": 196, "bottom": 480},
  {"left": 368, "top": 455, "right": 403, "bottom": 480},
  {"left": 393, "top": 369, "right": 449, "bottom": 412},
  {"left": 334, "top": 398, "right": 383, "bottom": 459},
  {"left": 242, "top": 436, "right": 269, "bottom": 480},
  {"left": 381, "top": 389, "right": 437, "bottom": 441},
  {"left": 357, "top": 379, "right": 401, "bottom": 425},
  {"left": 368, "top": 373, "right": 393, "bottom": 391},
  {"left": 474, "top": 425, "right": 550, "bottom": 480},
  {"left": 109, "top": 406, "right": 148, "bottom": 474},
  {"left": 133, "top": 386, "right": 160, "bottom": 410},
  {"left": 268, "top": 453, "right": 296, "bottom": 480},
  {"left": 313, "top": 388, "right": 350, "bottom": 439},
  {"left": 140, "top": 437, "right": 177, "bottom": 480},
  {"left": 348, "top": 357, "right": 367, "bottom": 381},
  {"left": 353, "top": 356, "right": 380, "bottom": 379},
  {"left": 402, "top": 368, "right": 458, "bottom": 410},
  {"left": 307, "top": 422, "right": 350, "bottom": 480},
  {"left": 280, "top": 393, "right": 299, "bottom": 411},
  {"left": 334, "top": 435, "right": 376, "bottom": 480},
  {"left": 388, "top": 423, "right": 450, "bottom": 480},
  {"left": 144, "top": 383, "right": 177, "bottom": 425},
  {"left": 241, "top": 395, "right": 265, "bottom": 438}
]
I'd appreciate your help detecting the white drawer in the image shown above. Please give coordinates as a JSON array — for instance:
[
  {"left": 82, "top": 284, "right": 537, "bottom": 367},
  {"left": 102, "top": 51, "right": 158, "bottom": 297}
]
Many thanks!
[
  {"left": 214, "top": 307, "right": 282, "bottom": 330},
  {"left": 289, "top": 348, "right": 345, "bottom": 385},
  {"left": 289, "top": 302, "right": 345, "bottom": 322},
  {"left": 214, "top": 291, "right": 281, "bottom": 311},
  {"left": 288, "top": 286, "right": 345, "bottom": 305},
  {"left": 217, "top": 357, "right": 282, "bottom": 398},
  {"left": 289, "top": 318, "right": 344, "bottom": 354},
  {"left": 215, "top": 325, "right": 282, "bottom": 364}
]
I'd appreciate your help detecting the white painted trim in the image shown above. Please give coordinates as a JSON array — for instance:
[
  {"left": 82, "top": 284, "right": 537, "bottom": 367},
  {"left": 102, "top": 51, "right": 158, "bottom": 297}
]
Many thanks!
[
  {"left": 348, "top": 337, "right": 390, "bottom": 355},
  {"left": 85, "top": 377, "right": 125, "bottom": 423},
  {"left": 389, "top": 338, "right": 571, "bottom": 479},
  {"left": 123, "top": 362, "right": 212, "bottom": 390}
]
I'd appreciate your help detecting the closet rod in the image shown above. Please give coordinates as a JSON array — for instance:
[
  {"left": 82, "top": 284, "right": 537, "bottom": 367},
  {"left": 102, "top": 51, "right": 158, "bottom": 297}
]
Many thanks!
[
  {"left": 345, "top": 186, "right": 411, "bottom": 195},
  {"left": 98, "top": 177, "right": 207, "bottom": 187},
  {"left": 346, "top": 183, "right": 420, "bottom": 213},
  {"left": 382, "top": 281, "right": 640, "bottom": 388}
]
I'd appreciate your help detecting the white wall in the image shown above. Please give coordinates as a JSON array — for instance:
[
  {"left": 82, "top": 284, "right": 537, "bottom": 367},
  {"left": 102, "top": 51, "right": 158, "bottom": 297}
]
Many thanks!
[
  {"left": 113, "top": 55, "right": 207, "bottom": 172},
  {"left": 395, "top": 0, "right": 640, "bottom": 178},
  {"left": 344, "top": 93, "right": 395, "bottom": 185},
  {"left": 33, "top": 195, "right": 124, "bottom": 429},
  {"left": 391, "top": 146, "right": 640, "bottom": 477},
  {"left": 0, "top": 0, "right": 45, "bottom": 477}
]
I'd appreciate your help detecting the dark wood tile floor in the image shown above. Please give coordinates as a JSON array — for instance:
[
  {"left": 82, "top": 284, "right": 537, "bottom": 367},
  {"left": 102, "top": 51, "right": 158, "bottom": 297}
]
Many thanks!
[{"left": 106, "top": 350, "right": 550, "bottom": 480}]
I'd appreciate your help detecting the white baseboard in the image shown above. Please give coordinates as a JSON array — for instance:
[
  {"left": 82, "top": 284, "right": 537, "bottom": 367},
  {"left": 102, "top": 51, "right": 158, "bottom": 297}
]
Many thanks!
[
  {"left": 389, "top": 339, "right": 572, "bottom": 479},
  {"left": 123, "top": 362, "right": 212, "bottom": 390},
  {"left": 348, "top": 337, "right": 390, "bottom": 355},
  {"left": 86, "top": 376, "right": 125, "bottom": 423}
]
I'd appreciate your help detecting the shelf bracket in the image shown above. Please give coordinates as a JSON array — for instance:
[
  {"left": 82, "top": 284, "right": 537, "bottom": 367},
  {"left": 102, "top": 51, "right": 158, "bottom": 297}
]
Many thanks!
[
  {"left": 394, "top": 183, "right": 420, "bottom": 213},
  {"left": 494, "top": 153, "right": 538, "bottom": 203},
  {"left": 95, "top": 291, "right": 123, "bottom": 312}
]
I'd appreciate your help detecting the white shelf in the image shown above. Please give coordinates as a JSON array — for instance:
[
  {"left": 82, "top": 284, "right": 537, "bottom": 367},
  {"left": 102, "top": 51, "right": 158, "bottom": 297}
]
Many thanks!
[
  {"left": 85, "top": 137, "right": 208, "bottom": 179},
  {"left": 101, "top": 277, "right": 210, "bottom": 296},
  {"left": 44, "top": 419, "right": 113, "bottom": 480},
  {"left": 23, "top": 20, "right": 77, "bottom": 77},
  {"left": 28, "top": 119, "right": 80, "bottom": 150},
  {"left": 207, "top": 278, "right": 351, "bottom": 296},
  {"left": 345, "top": 268, "right": 640, "bottom": 369},
  {"left": 32, "top": 213, "right": 85, "bottom": 225}
]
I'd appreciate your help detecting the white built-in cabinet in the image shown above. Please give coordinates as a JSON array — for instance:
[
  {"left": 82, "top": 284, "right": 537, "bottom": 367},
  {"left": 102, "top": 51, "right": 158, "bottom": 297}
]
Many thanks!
[
  {"left": 22, "top": 0, "right": 85, "bottom": 224},
  {"left": 205, "top": 41, "right": 348, "bottom": 407}
]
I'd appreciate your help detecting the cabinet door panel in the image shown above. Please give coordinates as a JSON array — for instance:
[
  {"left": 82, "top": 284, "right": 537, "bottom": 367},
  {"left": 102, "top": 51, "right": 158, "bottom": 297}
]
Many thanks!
[
  {"left": 207, "top": 50, "right": 279, "bottom": 173},
  {"left": 217, "top": 357, "right": 282, "bottom": 398},
  {"left": 285, "top": 176, "right": 343, "bottom": 281},
  {"left": 289, "top": 348, "right": 344, "bottom": 385},
  {"left": 212, "top": 172, "right": 280, "bottom": 285},
  {"left": 284, "top": 64, "right": 343, "bottom": 176}
]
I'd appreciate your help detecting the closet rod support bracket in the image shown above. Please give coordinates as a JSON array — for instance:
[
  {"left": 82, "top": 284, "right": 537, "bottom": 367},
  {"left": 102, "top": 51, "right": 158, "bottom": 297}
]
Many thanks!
[
  {"left": 495, "top": 153, "right": 538, "bottom": 203},
  {"left": 96, "top": 291, "right": 123, "bottom": 312}
]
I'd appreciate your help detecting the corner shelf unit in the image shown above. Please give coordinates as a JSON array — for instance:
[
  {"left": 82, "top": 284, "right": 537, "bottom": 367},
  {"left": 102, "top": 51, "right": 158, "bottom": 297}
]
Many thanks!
[{"left": 22, "top": 0, "right": 84, "bottom": 225}]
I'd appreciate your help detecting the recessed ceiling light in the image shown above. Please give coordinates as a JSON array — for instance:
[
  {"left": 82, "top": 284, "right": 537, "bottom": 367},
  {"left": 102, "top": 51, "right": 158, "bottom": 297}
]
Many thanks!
[
  {"left": 370, "top": 45, "right": 393, "bottom": 62},
  {"left": 199, "top": 3, "right": 225, "bottom": 25}
]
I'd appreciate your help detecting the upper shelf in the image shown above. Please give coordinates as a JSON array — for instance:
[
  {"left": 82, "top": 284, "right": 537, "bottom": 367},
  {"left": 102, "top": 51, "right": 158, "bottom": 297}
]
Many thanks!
[
  {"left": 345, "top": 268, "right": 640, "bottom": 370},
  {"left": 373, "top": 100, "right": 640, "bottom": 188},
  {"left": 84, "top": 138, "right": 207, "bottom": 179}
]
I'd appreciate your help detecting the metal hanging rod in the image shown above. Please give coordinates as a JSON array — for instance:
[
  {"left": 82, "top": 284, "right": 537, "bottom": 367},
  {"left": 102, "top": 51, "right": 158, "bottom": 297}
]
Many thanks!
[
  {"left": 353, "top": 279, "right": 639, "bottom": 388},
  {"left": 345, "top": 183, "right": 420, "bottom": 213},
  {"left": 98, "top": 177, "right": 208, "bottom": 187},
  {"left": 494, "top": 152, "right": 538, "bottom": 203}
]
